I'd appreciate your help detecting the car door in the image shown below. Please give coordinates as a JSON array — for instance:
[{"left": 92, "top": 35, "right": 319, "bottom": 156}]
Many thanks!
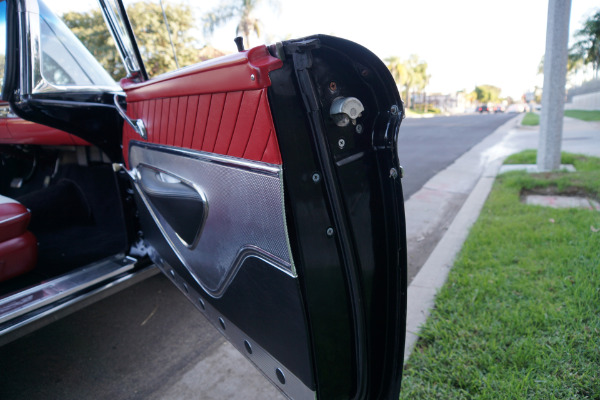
[{"left": 3, "top": 0, "right": 407, "bottom": 398}]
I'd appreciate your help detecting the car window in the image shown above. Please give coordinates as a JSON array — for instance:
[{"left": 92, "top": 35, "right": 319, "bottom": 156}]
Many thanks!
[
  {"left": 33, "top": 1, "right": 118, "bottom": 92},
  {"left": 120, "top": 0, "right": 208, "bottom": 78}
]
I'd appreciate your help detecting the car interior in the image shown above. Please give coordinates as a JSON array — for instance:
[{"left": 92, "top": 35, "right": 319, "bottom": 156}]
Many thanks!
[
  {"left": 0, "top": 0, "right": 145, "bottom": 307},
  {"left": 0, "top": 140, "right": 135, "bottom": 295}
]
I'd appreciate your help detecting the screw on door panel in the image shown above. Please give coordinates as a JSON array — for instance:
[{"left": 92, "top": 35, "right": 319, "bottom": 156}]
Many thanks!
[
  {"left": 389, "top": 168, "right": 399, "bottom": 179},
  {"left": 355, "top": 124, "right": 363, "bottom": 134},
  {"left": 244, "top": 340, "right": 253, "bottom": 354},
  {"left": 390, "top": 105, "right": 399, "bottom": 116},
  {"left": 312, "top": 173, "right": 321, "bottom": 183},
  {"left": 329, "top": 81, "right": 337, "bottom": 93},
  {"left": 338, "top": 138, "right": 346, "bottom": 149},
  {"left": 276, "top": 368, "right": 286, "bottom": 384},
  {"left": 250, "top": 74, "right": 255, "bottom": 81},
  {"left": 326, "top": 227, "right": 334, "bottom": 237}
]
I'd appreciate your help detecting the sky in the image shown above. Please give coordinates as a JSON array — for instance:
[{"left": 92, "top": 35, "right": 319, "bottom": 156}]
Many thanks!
[{"left": 54, "top": 0, "right": 599, "bottom": 99}]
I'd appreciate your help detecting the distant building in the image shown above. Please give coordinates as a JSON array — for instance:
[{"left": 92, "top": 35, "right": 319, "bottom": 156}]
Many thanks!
[{"left": 411, "top": 91, "right": 474, "bottom": 114}]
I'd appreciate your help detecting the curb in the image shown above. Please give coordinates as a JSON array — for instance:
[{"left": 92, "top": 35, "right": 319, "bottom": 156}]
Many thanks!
[
  {"left": 403, "top": 159, "right": 502, "bottom": 361},
  {"left": 402, "top": 117, "right": 519, "bottom": 362}
]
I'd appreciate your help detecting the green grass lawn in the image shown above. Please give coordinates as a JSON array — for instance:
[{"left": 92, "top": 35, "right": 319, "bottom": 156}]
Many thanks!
[
  {"left": 521, "top": 112, "right": 539, "bottom": 126},
  {"left": 400, "top": 151, "right": 600, "bottom": 399},
  {"left": 564, "top": 110, "right": 600, "bottom": 122},
  {"left": 520, "top": 110, "right": 600, "bottom": 126}
]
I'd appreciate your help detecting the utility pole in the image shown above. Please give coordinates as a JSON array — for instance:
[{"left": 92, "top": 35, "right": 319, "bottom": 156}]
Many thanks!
[{"left": 537, "top": 0, "right": 572, "bottom": 171}]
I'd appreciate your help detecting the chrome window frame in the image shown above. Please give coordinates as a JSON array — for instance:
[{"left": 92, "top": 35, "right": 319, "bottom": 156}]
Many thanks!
[{"left": 16, "top": 0, "right": 120, "bottom": 96}]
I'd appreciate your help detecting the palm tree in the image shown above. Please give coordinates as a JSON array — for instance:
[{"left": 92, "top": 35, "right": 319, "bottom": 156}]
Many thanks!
[
  {"left": 203, "top": 0, "right": 271, "bottom": 49},
  {"left": 386, "top": 57, "right": 407, "bottom": 86},
  {"left": 386, "top": 56, "right": 408, "bottom": 107},
  {"left": 386, "top": 55, "right": 429, "bottom": 109},
  {"left": 570, "top": 10, "right": 600, "bottom": 78},
  {"left": 403, "top": 54, "right": 429, "bottom": 110}
]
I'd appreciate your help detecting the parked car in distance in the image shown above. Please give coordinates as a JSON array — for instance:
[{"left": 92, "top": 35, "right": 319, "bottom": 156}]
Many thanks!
[
  {"left": 477, "top": 104, "right": 490, "bottom": 113},
  {"left": 0, "top": 0, "right": 407, "bottom": 398},
  {"left": 493, "top": 105, "right": 504, "bottom": 113}
]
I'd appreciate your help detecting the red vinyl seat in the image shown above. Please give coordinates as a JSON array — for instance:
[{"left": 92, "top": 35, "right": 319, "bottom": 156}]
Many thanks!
[{"left": 0, "top": 195, "right": 37, "bottom": 281}]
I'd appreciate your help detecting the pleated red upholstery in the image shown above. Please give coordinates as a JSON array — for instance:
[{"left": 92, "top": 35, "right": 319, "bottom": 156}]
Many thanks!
[
  {"left": 122, "top": 88, "right": 282, "bottom": 165},
  {"left": 121, "top": 45, "right": 283, "bottom": 166}
]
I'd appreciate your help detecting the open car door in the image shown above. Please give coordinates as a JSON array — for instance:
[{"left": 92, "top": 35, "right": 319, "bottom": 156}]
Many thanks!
[{"left": 3, "top": 0, "right": 407, "bottom": 397}]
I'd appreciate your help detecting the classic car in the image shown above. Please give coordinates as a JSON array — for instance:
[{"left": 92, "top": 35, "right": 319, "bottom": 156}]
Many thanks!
[{"left": 0, "top": 0, "right": 407, "bottom": 398}]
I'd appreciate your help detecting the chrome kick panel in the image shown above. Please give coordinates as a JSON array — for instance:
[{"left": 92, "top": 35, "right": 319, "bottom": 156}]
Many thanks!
[{"left": 129, "top": 143, "right": 294, "bottom": 297}]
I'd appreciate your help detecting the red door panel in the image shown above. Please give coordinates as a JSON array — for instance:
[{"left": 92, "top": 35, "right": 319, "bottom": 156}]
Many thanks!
[
  {"left": 121, "top": 46, "right": 283, "bottom": 166},
  {"left": 181, "top": 96, "right": 198, "bottom": 148},
  {"left": 212, "top": 92, "right": 243, "bottom": 155},
  {"left": 123, "top": 88, "right": 282, "bottom": 165},
  {"left": 189, "top": 95, "right": 211, "bottom": 150},
  {"left": 203, "top": 92, "right": 226, "bottom": 152},
  {"left": 173, "top": 96, "right": 188, "bottom": 148}
]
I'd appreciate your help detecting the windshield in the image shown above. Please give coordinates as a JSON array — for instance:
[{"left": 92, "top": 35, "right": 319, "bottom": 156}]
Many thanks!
[{"left": 33, "top": 0, "right": 118, "bottom": 92}]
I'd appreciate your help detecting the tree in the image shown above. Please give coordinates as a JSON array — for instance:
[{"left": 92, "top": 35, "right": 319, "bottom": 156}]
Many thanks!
[
  {"left": 385, "top": 56, "right": 407, "bottom": 88},
  {"left": 203, "top": 0, "right": 275, "bottom": 49},
  {"left": 385, "top": 55, "right": 429, "bottom": 109},
  {"left": 126, "top": 1, "right": 198, "bottom": 76},
  {"left": 569, "top": 9, "right": 600, "bottom": 78},
  {"left": 62, "top": 9, "right": 123, "bottom": 78},
  {"left": 412, "top": 58, "right": 430, "bottom": 95},
  {"left": 474, "top": 85, "right": 501, "bottom": 104},
  {"left": 63, "top": 1, "right": 199, "bottom": 79},
  {"left": 463, "top": 90, "right": 477, "bottom": 103},
  {"left": 538, "top": 53, "right": 584, "bottom": 82}
]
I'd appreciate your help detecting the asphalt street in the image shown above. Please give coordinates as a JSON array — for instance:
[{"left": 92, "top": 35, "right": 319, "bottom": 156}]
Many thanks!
[
  {"left": 398, "top": 113, "right": 515, "bottom": 281},
  {"left": 398, "top": 113, "right": 515, "bottom": 199},
  {"left": 0, "top": 113, "right": 515, "bottom": 400}
]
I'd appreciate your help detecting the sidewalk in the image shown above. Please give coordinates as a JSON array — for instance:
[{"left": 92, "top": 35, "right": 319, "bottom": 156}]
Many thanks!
[{"left": 403, "top": 114, "right": 600, "bottom": 361}]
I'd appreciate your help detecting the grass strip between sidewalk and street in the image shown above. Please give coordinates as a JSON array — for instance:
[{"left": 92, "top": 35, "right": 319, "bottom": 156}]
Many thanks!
[
  {"left": 564, "top": 110, "right": 600, "bottom": 122},
  {"left": 400, "top": 151, "right": 600, "bottom": 399},
  {"left": 520, "top": 110, "right": 600, "bottom": 126},
  {"left": 521, "top": 112, "right": 540, "bottom": 126}
]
